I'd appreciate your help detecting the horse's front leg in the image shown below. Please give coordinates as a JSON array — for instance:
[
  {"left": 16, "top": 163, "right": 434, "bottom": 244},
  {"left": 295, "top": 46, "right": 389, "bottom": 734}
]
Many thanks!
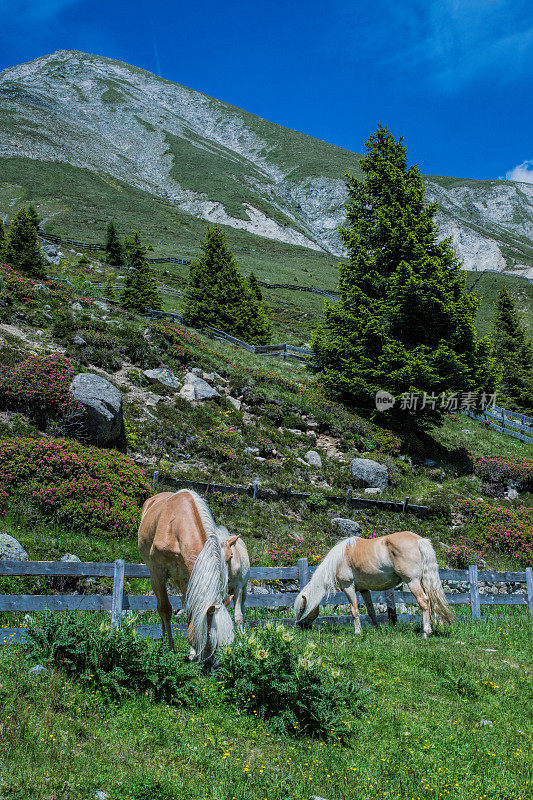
[
  {"left": 234, "top": 584, "right": 246, "bottom": 630},
  {"left": 360, "top": 589, "right": 379, "bottom": 628},
  {"left": 340, "top": 580, "right": 362, "bottom": 635}
]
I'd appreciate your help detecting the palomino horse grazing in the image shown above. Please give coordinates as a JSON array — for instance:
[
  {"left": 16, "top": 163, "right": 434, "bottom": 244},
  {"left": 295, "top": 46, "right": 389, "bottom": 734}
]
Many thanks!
[
  {"left": 138, "top": 490, "right": 235, "bottom": 663},
  {"left": 294, "top": 532, "right": 453, "bottom": 638},
  {"left": 216, "top": 526, "right": 250, "bottom": 629}
]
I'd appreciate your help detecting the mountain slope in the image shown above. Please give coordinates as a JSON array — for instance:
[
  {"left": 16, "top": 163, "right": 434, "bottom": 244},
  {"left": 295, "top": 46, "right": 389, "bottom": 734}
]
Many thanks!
[{"left": 1, "top": 49, "right": 533, "bottom": 277}]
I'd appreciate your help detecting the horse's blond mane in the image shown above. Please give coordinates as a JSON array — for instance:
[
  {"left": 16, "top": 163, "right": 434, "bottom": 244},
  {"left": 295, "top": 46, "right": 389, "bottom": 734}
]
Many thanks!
[
  {"left": 294, "top": 536, "right": 358, "bottom": 622},
  {"left": 182, "top": 491, "right": 233, "bottom": 660}
]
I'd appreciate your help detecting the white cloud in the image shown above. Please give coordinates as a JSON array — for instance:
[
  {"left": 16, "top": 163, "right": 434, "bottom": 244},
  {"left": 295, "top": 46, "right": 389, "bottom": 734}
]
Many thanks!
[{"left": 505, "top": 161, "right": 533, "bottom": 184}]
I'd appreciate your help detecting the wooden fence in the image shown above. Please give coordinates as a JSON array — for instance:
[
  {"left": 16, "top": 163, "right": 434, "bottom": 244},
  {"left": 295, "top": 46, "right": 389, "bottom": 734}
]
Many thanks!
[
  {"left": 152, "top": 474, "right": 429, "bottom": 517},
  {"left": 464, "top": 405, "right": 533, "bottom": 445},
  {"left": 1, "top": 560, "right": 531, "bottom": 645}
]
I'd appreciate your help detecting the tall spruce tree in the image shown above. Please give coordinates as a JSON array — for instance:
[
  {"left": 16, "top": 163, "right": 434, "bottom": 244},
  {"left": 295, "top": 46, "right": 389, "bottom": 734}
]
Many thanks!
[
  {"left": 26, "top": 205, "right": 40, "bottom": 231},
  {"left": 312, "top": 125, "right": 497, "bottom": 422},
  {"left": 248, "top": 271, "right": 263, "bottom": 302},
  {"left": 183, "top": 226, "right": 271, "bottom": 345},
  {"left": 4, "top": 208, "right": 47, "bottom": 279},
  {"left": 105, "top": 221, "right": 124, "bottom": 266},
  {"left": 493, "top": 285, "right": 533, "bottom": 412},
  {"left": 121, "top": 232, "right": 162, "bottom": 313}
]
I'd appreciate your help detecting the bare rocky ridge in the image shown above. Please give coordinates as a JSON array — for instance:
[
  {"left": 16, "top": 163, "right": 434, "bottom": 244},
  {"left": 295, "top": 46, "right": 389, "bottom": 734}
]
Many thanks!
[{"left": 1, "top": 50, "right": 532, "bottom": 275}]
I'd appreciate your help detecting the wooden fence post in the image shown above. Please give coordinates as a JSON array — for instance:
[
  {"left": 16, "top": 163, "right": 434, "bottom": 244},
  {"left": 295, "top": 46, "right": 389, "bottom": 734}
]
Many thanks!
[
  {"left": 298, "top": 558, "right": 309, "bottom": 591},
  {"left": 402, "top": 497, "right": 410, "bottom": 513},
  {"left": 526, "top": 567, "right": 533, "bottom": 619},
  {"left": 111, "top": 559, "right": 125, "bottom": 628},
  {"left": 468, "top": 564, "right": 481, "bottom": 620},
  {"left": 153, "top": 471, "right": 159, "bottom": 485},
  {"left": 383, "top": 589, "right": 397, "bottom": 625}
]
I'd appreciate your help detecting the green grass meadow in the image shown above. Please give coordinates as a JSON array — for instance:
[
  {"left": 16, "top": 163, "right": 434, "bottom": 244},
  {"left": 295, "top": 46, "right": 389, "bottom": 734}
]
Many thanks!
[{"left": 1, "top": 613, "right": 531, "bottom": 800}]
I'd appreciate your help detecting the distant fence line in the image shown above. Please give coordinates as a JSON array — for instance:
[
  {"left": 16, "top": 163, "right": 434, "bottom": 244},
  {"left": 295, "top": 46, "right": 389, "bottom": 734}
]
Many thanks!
[
  {"left": 152, "top": 473, "right": 429, "bottom": 517},
  {"left": 464, "top": 404, "right": 533, "bottom": 445},
  {"left": 1, "top": 559, "right": 531, "bottom": 645}
]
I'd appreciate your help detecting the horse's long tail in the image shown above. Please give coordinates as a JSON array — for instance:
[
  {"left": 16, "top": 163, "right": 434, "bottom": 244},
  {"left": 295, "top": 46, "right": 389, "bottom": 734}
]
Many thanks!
[
  {"left": 185, "top": 534, "right": 234, "bottom": 660},
  {"left": 418, "top": 538, "right": 454, "bottom": 624},
  {"left": 294, "top": 537, "right": 356, "bottom": 622}
]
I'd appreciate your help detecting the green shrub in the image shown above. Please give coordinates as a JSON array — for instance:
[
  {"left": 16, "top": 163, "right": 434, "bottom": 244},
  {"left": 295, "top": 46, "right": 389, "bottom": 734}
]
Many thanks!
[
  {"left": 24, "top": 612, "right": 201, "bottom": 704},
  {"left": 218, "top": 623, "right": 366, "bottom": 739},
  {"left": 0, "top": 437, "right": 151, "bottom": 536}
]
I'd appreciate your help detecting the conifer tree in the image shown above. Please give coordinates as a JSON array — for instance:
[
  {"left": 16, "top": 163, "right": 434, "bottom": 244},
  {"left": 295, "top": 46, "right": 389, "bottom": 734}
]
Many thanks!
[
  {"left": 4, "top": 208, "right": 47, "bottom": 279},
  {"left": 493, "top": 285, "right": 533, "bottom": 412},
  {"left": 183, "top": 226, "right": 271, "bottom": 345},
  {"left": 312, "top": 125, "right": 497, "bottom": 422},
  {"left": 26, "top": 205, "right": 40, "bottom": 231},
  {"left": 105, "top": 221, "right": 124, "bottom": 266},
  {"left": 248, "top": 271, "right": 263, "bottom": 302},
  {"left": 104, "top": 275, "right": 117, "bottom": 303},
  {"left": 121, "top": 231, "right": 162, "bottom": 313}
]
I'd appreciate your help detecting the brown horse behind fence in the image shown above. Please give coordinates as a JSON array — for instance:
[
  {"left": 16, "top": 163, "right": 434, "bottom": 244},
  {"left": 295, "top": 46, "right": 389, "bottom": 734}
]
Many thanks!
[{"left": 294, "top": 532, "right": 454, "bottom": 637}]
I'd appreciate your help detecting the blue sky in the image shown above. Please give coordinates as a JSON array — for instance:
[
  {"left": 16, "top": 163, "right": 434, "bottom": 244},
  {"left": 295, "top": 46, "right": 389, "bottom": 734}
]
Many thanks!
[{"left": 1, "top": 0, "right": 532, "bottom": 182}]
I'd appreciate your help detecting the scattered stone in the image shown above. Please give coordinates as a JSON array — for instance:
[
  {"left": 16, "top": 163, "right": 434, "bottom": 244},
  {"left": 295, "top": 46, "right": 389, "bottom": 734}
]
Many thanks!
[
  {"left": 29, "top": 665, "right": 48, "bottom": 678},
  {"left": 32, "top": 282, "right": 50, "bottom": 294},
  {"left": 424, "top": 458, "right": 436, "bottom": 467},
  {"left": 183, "top": 372, "right": 220, "bottom": 400},
  {"left": 93, "top": 300, "right": 108, "bottom": 311},
  {"left": 254, "top": 456, "right": 266, "bottom": 463},
  {"left": 297, "top": 457, "right": 311, "bottom": 467},
  {"left": 71, "top": 334, "right": 87, "bottom": 346},
  {"left": 304, "top": 450, "right": 322, "bottom": 467},
  {"left": 306, "top": 430, "right": 317, "bottom": 441},
  {"left": 143, "top": 368, "right": 181, "bottom": 389},
  {"left": 330, "top": 518, "right": 362, "bottom": 537},
  {"left": 477, "top": 719, "right": 493, "bottom": 727},
  {"left": 202, "top": 372, "right": 215, "bottom": 382},
  {"left": 306, "top": 422, "right": 318, "bottom": 430},
  {"left": 94, "top": 792, "right": 109, "bottom": 800},
  {"left": 70, "top": 302, "right": 84, "bottom": 312},
  {"left": 179, "top": 383, "right": 196, "bottom": 402},
  {"left": 42, "top": 244, "right": 57, "bottom": 257},
  {"left": 504, "top": 488, "right": 519, "bottom": 501},
  {"left": 191, "top": 367, "right": 202, "bottom": 376},
  {"left": 61, "top": 554, "right": 81, "bottom": 562},
  {"left": 227, "top": 396, "right": 242, "bottom": 411},
  {"left": 0, "top": 533, "right": 28, "bottom": 561},
  {"left": 350, "top": 457, "right": 389, "bottom": 490},
  {"left": 69, "top": 373, "right": 125, "bottom": 448},
  {"left": 286, "top": 428, "right": 302, "bottom": 436},
  {"left": 245, "top": 447, "right": 260, "bottom": 456},
  {"left": 461, "top": 429, "right": 474, "bottom": 434},
  {"left": 364, "top": 487, "right": 382, "bottom": 495}
]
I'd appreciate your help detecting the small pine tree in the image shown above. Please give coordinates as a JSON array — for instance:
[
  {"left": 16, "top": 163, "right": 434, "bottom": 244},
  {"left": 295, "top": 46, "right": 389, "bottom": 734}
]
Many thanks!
[
  {"left": 121, "top": 231, "right": 162, "bottom": 313},
  {"left": 26, "top": 205, "right": 41, "bottom": 230},
  {"left": 105, "top": 221, "right": 124, "bottom": 266},
  {"left": 104, "top": 276, "right": 117, "bottom": 303},
  {"left": 183, "top": 226, "right": 271, "bottom": 345},
  {"left": 493, "top": 286, "right": 533, "bottom": 412},
  {"left": 248, "top": 271, "right": 263, "bottom": 302},
  {"left": 4, "top": 208, "right": 47, "bottom": 279},
  {"left": 312, "top": 125, "right": 497, "bottom": 423}
]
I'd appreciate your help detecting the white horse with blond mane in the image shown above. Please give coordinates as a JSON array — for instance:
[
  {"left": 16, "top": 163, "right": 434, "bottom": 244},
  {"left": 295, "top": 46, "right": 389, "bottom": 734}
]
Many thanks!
[
  {"left": 216, "top": 526, "right": 250, "bottom": 629},
  {"left": 138, "top": 490, "right": 235, "bottom": 664},
  {"left": 294, "top": 531, "right": 453, "bottom": 638}
]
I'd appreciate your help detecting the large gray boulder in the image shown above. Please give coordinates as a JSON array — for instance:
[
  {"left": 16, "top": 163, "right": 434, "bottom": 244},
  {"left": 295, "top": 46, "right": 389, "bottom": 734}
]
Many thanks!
[
  {"left": 143, "top": 368, "right": 181, "bottom": 389},
  {"left": 69, "top": 373, "right": 124, "bottom": 447},
  {"left": 350, "top": 458, "right": 389, "bottom": 490},
  {"left": 330, "top": 518, "right": 362, "bottom": 537},
  {"left": 183, "top": 372, "right": 220, "bottom": 401},
  {"left": 304, "top": 450, "right": 322, "bottom": 468},
  {"left": 0, "top": 534, "right": 28, "bottom": 561}
]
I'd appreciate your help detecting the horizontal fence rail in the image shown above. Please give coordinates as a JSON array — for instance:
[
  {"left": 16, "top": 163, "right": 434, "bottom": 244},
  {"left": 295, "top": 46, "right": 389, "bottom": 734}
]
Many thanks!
[
  {"left": 1, "top": 560, "right": 531, "bottom": 644},
  {"left": 152, "top": 474, "right": 429, "bottom": 516},
  {"left": 464, "top": 406, "right": 533, "bottom": 444}
]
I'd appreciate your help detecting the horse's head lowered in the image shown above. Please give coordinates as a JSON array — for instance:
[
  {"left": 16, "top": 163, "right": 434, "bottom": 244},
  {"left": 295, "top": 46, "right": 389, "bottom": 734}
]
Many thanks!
[{"left": 294, "top": 592, "right": 320, "bottom": 629}]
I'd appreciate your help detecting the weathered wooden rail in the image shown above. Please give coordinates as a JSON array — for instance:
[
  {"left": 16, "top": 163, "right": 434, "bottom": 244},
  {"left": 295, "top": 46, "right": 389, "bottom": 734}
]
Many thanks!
[
  {"left": 1, "top": 560, "right": 531, "bottom": 644},
  {"left": 152, "top": 474, "right": 429, "bottom": 517},
  {"left": 464, "top": 405, "right": 533, "bottom": 444}
]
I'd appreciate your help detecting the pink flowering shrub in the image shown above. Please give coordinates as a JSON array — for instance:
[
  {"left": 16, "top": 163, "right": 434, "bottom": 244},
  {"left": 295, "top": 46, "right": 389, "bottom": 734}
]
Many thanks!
[
  {"left": 0, "top": 353, "right": 82, "bottom": 424},
  {"left": 0, "top": 262, "right": 71, "bottom": 306},
  {"left": 452, "top": 497, "right": 533, "bottom": 567},
  {"left": 0, "top": 437, "right": 151, "bottom": 536},
  {"left": 474, "top": 456, "right": 533, "bottom": 490}
]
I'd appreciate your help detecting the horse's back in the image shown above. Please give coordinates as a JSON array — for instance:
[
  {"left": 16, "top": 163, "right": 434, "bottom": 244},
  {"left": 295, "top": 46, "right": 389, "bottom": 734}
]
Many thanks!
[
  {"left": 138, "top": 490, "right": 207, "bottom": 577},
  {"left": 345, "top": 532, "right": 422, "bottom": 589}
]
